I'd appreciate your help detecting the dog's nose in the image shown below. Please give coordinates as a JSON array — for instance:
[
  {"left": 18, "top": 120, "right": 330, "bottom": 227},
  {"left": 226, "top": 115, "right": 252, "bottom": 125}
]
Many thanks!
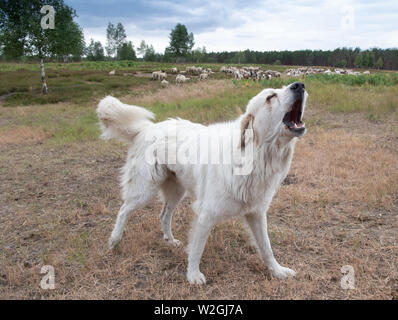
[{"left": 290, "top": 82, "right": 305, "bottom": 92}]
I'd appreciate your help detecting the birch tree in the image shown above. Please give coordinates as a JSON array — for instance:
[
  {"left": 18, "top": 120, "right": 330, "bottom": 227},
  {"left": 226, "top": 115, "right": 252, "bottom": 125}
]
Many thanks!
[{"left": 0, "top": 0, "right": 84, "bottom": 94}]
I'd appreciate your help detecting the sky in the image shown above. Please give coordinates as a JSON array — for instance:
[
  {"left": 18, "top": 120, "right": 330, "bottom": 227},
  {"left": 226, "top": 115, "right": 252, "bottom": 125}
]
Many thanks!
[{"left": 65, "top": 0, "right": 398, "bottom": 54}]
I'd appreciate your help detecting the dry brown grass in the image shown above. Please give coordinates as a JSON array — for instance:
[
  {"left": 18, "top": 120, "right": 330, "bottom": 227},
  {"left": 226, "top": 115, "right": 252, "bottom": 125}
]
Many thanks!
[
  {"left": 283, "top": 128, "right": 398, "bottom": 209},
  {"left": 1, "top": 120, "right": 397, "bottom": 299},
  {"left": 0, "top": 79, "right": 397, "bottom": 300},
  {"left": 0, "top": 126, "right": 49, "bottom": 145}
]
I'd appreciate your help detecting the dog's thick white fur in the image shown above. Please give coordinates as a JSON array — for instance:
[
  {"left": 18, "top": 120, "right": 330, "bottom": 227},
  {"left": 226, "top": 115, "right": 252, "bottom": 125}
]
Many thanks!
[{"left": 97, "top": 82, "right": 308, "bottom": 285}]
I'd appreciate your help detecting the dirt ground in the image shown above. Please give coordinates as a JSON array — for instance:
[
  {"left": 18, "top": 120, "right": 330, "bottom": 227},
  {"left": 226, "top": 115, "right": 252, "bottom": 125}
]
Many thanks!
[{"left": 0, "top": 85, "right": 397, "bottom": 299}]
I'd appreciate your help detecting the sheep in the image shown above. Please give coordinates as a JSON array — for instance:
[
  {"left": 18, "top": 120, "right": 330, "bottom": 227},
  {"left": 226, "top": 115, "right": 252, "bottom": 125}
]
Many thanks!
[
  {"left": 171, "top": 67, "right": 178, "bottom": 73},
  {"left": 161, "top": 79, "right": 169, "bottom": 87},
  {"left": 186, "top": 66, "right": 196, "bottom": 74},
  {"left": 282, "top": 67, "right": 364, "bottom": 78},
  {"left": 109, "top": 70, "right": 116, "bottom": 76},
  {"left": 199, "top": 73, "right": 209, "bottom": 81},
  {"left": 176, "top": 74, "right": 190, "bottom": 84},
  {"left": 221, "top": 66, "right": 281, "bottom": 81},
  {"left": 186, "top": 66, "right": 202, "bottom": 75},
  {"left": 158, "top": 72, "right": 167, "bottom": 81},
  {"left": 152, "top": 71, "right": 167, "bottom": 81},
  {"left": 220, "top": 66, "right": 237, "bottom": 74},
  {"left": 234, "top": 70, "right": 243, "bottom": 80},
  {"left": 152, "top": 71, "right": 161, "bottom": 80}
]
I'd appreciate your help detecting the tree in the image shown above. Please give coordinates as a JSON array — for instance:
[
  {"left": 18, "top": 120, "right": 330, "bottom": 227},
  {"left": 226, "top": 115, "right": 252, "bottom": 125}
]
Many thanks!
[
  {"left": 368, "top": 51, "right": 375, "bottom": 68},
  {"left": 233, "top": 51, "right": 245, "bottom": 64},
  {"left": 105, "top": 22, "right": 127, "bottom": 58},
  {"left": 143, "top": 44, "right": 156, "bottom": 61},
  {"left": 192, "top": 46, "right": 207, "bottom": 63},
  {"left": 137, "top": 40, "right": 148, "bottom": 58},
  {"left": 49, "top": 9, "right": 84, "bottom": 62},
  {"left": 86, "top": 39, "right": 105, "bottom": 61},
  {"left": 166, "top": 23, "right": 194, "bottom": 57},
  {"left": 105, "top": 23, "right": 115, "bottom": 57},
  {"left": 163, "top": 46, "right": 173, "bottom": 62},
  {"left": 335, "top": 59, "right": 347, "bottom": 68},
  {"left": 117, "top": 41, "right": 136, "bottom": 60},
  {"left": 114, "top": 23, "right": 126, "bottom": 51},
  {"left": 361, "top": 52, "right": 369, "bottom": 67},
  {"left": 354, "top": 53, "right": 362, "bottom": 68},
  {"left": 375, "top": 57, "right": 383, "bottom": 69},
  {"left": 0, "top": 0, "right": 85, "bottom": 94}
]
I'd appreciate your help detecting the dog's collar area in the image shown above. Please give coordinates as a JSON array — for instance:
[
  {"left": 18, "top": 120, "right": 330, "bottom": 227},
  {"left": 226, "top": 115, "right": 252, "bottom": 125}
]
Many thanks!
[{"left": 283, "top": 98, "right": 305, "bottom": 134}]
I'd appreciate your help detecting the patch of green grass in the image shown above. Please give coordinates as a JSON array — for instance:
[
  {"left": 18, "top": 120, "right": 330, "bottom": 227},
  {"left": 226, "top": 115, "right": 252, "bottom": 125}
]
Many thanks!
[
  {"left": 2, "top": 103, "right": 101, "bottom": 144},
  {"left": 306, "top": 73, "right": 398, "bottom": 86},
  {"left": 0, "top": 69, "right": 150, "bottom": 106},
  {"left": 146, "top": 87, "right": 257, "bottom": 123},
  {"left": 50, "top": 111, "right": 100, "bottom": 144},
  {"left": 255, "top": 72, "right": 398, "bottom": 88},
  {"left": 306, "top": 80, "right": 398, "bottom": 115}
]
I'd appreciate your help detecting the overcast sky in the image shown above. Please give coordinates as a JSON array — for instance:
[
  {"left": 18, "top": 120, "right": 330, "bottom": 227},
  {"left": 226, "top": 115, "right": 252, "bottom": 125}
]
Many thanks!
[{"left": 65, "top": 0, "right": 398, "bottom": 53}]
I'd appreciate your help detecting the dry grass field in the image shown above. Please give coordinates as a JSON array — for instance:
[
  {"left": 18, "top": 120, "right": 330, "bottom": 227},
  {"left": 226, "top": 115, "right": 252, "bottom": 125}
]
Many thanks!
[{"left": 0, "top": 64, "right": 397, "bottom": 299}]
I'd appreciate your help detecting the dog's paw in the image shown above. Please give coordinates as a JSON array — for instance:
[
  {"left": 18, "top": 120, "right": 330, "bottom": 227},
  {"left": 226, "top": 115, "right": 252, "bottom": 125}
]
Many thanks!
[
  {"left": 108, "top": 236, "right": 121, "bottom": 251},
  {"left": 169, "top": 239, "right": 183, "bottom": 247},
  {"left": 164, "top": 236, "right": 183, "bottom": 247},
  {"left": 187, "top": 270, "right": 206, "bottom": 285},
  {"left": 270, "top": 265, "right": 296, "bottom": 279}
]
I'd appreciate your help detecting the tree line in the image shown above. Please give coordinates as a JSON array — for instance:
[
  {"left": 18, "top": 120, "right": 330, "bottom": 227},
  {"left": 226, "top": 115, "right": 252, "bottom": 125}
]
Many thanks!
[
  {"left": 201, "top": 48, "right": 397, "bottom": 70},
  {"left": 84, "top": 34, "right": 398, "bottom": 70}
]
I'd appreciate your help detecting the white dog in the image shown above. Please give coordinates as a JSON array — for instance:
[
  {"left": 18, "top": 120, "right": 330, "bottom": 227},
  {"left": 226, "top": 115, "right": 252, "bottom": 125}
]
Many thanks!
[{"left": 97, "top": 82, "right": 308, "bottom": 285}]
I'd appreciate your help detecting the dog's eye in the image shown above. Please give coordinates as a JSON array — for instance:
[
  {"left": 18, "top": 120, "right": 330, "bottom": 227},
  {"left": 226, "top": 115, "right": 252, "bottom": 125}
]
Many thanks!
[{"left": 266, "top": 93, "right": 277, "bottom": 103}]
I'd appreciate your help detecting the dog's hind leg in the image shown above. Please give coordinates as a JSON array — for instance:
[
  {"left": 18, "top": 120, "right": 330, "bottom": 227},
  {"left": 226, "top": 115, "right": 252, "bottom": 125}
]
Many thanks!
[
  {"left": 159, "top": 177, "right": 185, "bottom": 247},
  {"left": 109, "top": 182, "right": 159, "bottom": 250},
  {"left": 244, "top": 212, "right": 296, "bottom": 279}
]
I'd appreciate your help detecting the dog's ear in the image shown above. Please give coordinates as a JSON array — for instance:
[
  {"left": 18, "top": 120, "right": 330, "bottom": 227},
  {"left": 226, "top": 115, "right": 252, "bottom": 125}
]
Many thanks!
[{"left": 240, "top": 114, "right": 255, "bottom": 149}]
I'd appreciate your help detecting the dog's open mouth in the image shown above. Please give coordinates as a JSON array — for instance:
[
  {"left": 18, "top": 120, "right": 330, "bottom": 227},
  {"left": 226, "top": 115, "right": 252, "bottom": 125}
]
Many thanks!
[{"left": 283, "top": 98, "right": 305, "bottom": 134}]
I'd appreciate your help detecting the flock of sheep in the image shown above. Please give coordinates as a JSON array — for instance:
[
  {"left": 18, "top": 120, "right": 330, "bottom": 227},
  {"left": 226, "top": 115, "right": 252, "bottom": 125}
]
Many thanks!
[
  {"left": 285, "top": 67, "right": 371, "bottom": 77},
  {"left": 220, "top": 66, "right": 371, "bottom": 79},
  {"left": 150, "top": 65, "right": 282, "bottom": 86},
  {"left": 151, "top": 66, "right": 215, "bottom": 86},
  {"left": 220, "top": 66, "right": 281, "bottom": 81},
  {"left": 108, "top": 64, "right": 373, "bottom": 87}
]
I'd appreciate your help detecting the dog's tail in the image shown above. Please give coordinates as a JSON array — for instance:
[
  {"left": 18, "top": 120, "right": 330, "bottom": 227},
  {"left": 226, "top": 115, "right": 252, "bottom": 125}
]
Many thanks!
[{"left": 96, "top": 96, "right": 154, "bottom": 144}]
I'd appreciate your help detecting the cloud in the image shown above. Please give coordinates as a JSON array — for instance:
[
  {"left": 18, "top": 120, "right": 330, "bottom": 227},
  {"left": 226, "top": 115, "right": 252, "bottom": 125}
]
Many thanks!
[{"left": 66, "top": 0, "right": 398, "bottom": 52}]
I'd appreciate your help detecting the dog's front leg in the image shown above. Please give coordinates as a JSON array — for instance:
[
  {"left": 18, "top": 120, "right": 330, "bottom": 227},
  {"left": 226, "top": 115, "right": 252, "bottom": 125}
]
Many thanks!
[
  {"left": 244, "top": 212, "right": 296, "bottom": 279},
  {"left": 186, "top": 216, "right": 214, "bottom": 285}
]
